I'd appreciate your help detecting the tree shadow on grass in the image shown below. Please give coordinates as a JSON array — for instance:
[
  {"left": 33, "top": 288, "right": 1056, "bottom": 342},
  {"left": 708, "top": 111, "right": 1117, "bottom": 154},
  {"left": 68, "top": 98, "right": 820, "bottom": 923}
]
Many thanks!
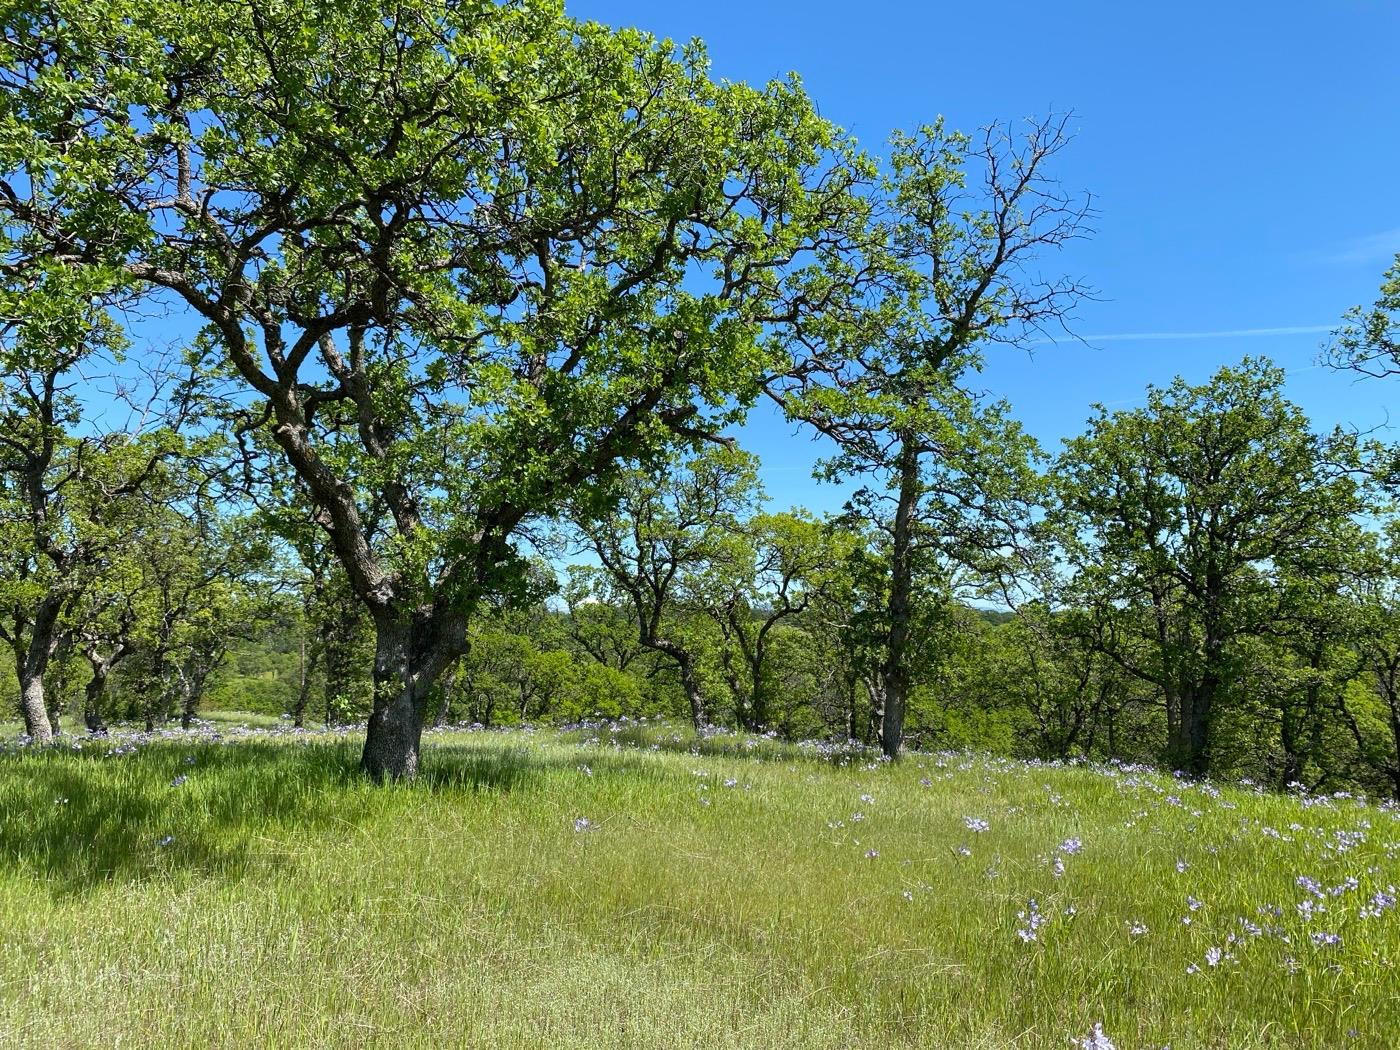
[
  {"left": 0, "top": 732, "right": 636, "bottom": 893},
  {"left": 0, "top": 738, "right": 378, "bottom": 893},
  {"left": 421, "top": 733, "right": 708, "bottom": 794},
  {"left": 421, "top": 741, "right": 551, "bottom": 793}
]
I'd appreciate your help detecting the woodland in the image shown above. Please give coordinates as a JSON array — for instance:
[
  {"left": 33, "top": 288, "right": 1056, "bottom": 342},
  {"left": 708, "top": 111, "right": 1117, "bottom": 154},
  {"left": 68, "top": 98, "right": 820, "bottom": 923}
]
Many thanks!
[{"left": 2, "top": 0, "right": 1400, "bottom": 797}]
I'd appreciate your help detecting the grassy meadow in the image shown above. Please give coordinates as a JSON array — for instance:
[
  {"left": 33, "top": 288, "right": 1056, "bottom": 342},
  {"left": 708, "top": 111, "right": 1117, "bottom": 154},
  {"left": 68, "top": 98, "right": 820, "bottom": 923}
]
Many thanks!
[{"left": 0, "top": 719, "right": 1396, "bottom": 1049}]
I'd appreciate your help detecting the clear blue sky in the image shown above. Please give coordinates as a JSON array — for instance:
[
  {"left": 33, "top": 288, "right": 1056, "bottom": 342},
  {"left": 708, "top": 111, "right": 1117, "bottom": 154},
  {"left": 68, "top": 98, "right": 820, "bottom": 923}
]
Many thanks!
[{"left": 570, "top": 0, "right": 1400, "bottom": 513}]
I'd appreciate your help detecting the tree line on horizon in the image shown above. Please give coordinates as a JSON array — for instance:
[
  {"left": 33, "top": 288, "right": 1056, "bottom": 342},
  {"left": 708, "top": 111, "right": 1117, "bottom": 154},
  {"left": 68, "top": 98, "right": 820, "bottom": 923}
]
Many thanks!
[{"left": 2, "top": 0, "right": 1399, "bottom": 789}]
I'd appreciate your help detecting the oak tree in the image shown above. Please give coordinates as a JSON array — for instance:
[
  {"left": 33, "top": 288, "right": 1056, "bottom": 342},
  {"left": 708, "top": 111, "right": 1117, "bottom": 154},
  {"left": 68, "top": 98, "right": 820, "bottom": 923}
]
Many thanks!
[{"left": 3, "top": 0, "right": 877, "bottom": 777}]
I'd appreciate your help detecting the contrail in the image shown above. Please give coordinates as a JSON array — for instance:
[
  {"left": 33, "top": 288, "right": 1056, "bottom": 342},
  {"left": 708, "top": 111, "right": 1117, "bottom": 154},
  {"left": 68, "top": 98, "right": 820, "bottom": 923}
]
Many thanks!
[{"left": 1034, "top": 324, "right": 1335, "bottom": 345}]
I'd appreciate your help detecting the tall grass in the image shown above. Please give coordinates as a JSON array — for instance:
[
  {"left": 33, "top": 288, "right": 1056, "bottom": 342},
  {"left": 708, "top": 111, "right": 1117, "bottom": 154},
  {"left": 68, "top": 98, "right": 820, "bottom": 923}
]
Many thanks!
[{"left": 0, "top": 723, "right": 1396, "bottom": 1048}]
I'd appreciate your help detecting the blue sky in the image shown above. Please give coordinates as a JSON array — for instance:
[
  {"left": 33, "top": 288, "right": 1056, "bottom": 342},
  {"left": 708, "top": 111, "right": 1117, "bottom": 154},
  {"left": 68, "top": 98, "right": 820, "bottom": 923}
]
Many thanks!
[{"left": 570, "top": 0, "right": 1400, "bottom": 513}]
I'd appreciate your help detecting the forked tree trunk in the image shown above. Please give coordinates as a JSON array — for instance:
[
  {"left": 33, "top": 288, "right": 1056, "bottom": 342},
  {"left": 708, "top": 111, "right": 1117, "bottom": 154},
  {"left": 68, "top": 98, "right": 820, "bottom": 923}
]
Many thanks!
[
  {"left": 179, "top": 644, "right": 227, "bottom": 729},
  {"left": 84, "top": 668, "right": 110, "bottom": 734},
  {"left": 82, "top": 648, "right": 125, "bottom": 734},
  {"left": 645, "top": 635, "right": 706, "bottom": 730},
  {"left": 360, "top": 614, "right": 462, "bottom": 782}
]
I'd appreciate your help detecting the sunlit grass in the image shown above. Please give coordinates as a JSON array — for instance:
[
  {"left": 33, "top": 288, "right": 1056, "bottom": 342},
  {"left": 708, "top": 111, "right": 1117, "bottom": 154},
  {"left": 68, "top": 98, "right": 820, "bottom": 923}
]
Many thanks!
[{"left": 0, "top": 722, "right": 1396, "bottom": 1048}]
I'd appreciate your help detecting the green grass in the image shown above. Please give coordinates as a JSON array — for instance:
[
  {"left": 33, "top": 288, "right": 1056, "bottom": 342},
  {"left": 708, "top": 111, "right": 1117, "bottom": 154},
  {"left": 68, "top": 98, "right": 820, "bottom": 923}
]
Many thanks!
[{"left": 0, "top": 724, "right": 1396, "bottom": 1048}]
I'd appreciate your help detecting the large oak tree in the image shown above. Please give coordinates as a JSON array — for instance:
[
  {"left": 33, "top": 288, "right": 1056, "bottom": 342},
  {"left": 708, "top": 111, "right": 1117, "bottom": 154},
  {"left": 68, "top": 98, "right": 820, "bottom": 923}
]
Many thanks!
[
  {"left": 1051, "top": 360, "right": 1363, "bottom": 776},
  {"left": 2, "top": 0, "right": 878, "bottom": 777}
]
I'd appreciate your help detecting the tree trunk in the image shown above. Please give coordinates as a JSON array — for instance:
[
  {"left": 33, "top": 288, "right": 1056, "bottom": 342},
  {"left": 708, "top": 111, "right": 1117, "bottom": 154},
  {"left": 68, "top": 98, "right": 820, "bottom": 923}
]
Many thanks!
[
  {"left": 1186, "top": 688, "right": 1212, "bottom": 776},
  {"left": 83, "top": 656, "right": 114, "bottom": 734},
  {"left": 1167, "top": 692, "right": 1193, "bottom": 772},
  {"left": 322, "top": 600, "right": 360, "bottom": 727},
  {"left": 360, "top": 614, "right": 461, "bottom": 782},
  {"left": 1280, "top": 646, "right": 1329, "bottom": 789},
  {"left": 180, "top": 672, "right": 202, "bottom": 729},
  {"left": 1170, "top": 680, "right": 1215, "bottom": 777},
  {"left": 845, "top": 679, "right": 858, "bottom": 742},
  {"left": 1187, "top": 686, "right": 1209, "bottom": 778},
  {"left": 1374, "top": 667, "right": 1400, "bottom": 803},
  {"left": 14, "top": 612, "right": 61, "bottom": 742},
  {"left": 433, "top": 662, "right": 459, "bottom": 728},
  {"left": 292, "top": 637, "right": 319, "bottom": 729},
  {"left": 363, "top": 683, "right": 425, "bottom": 782},
  {"left": 18, "top": 665, "right": 53, "bottom": 742},
  {"left": 646, "top": 636, "right": 706, "bottom": 730},
  {"left": 866, "top": 674, "right": 886, "bottom": 748},
  {"left": 184, "top": 645, "right": 226, "bottom": 729},
  {"left": 748, "top": 689, "right": 767, "bottom": 732},
  {"left": 747, "top": 644, "right": 769, "bottom": 732},
  {"left": 721, "top": 651, "right": 749, "bottom": 730},
  {"left": 676, "top": 650, "right": 706, "bottom": 730},
  {"left": 1167, "top": 616, "right": 1223, "bottom": 777},
  {"left": 879, "top": 432, "right": 919, "bottom": 759},
  {"left": 1172, "top": 588, "right": 1226, "bottom": 778},
  {"left": 1279, "top": 688, "right": 1308, "bottom": 789},
  {"left": 362, "top": 682, "right": 424, "bottom": 782}
]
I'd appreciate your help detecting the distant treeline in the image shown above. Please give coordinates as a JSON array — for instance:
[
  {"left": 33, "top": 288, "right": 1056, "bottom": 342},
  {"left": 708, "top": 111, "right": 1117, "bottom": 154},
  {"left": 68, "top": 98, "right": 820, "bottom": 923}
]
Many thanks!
[{"left": 12, "top": 358, "right": 1400, "bottom": 800}]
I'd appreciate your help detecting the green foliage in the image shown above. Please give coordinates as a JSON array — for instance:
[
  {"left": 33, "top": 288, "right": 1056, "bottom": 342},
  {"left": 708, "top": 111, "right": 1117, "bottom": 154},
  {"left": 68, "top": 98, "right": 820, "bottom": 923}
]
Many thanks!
[
  {"left": 202, "top": 631, "right": 301, "bottom": 718},
  {"left": 769, "top": 114, "right": 1086, "bottom": 757},
  {"left": 573, "top": 446, "right": 765, "bottom": 727},
  {"left": 1, "top": 0, "right": 880, "bottom": 633},
  {"left": 1328, "top": 253, "right": 1400, "bottom": 381},
  {"left": 1050, "top": 359, "right": 1364, "bottom": 776},
  {"left": 0, "top": 0, "right": 1395, "bottom": 804}
]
